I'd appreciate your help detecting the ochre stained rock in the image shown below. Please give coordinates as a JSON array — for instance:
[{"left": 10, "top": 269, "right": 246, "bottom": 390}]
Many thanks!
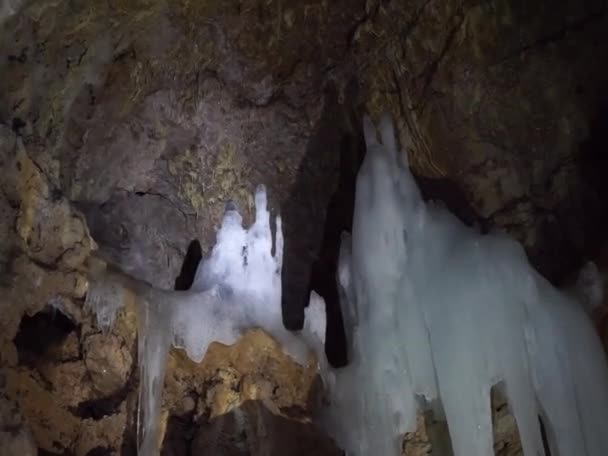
[
  {"left": 165, "top": 329, "right": 320, "bottom": 420},
  {"left": 4, "top": 367, "right": 82, "bottom": 451},
  {"left": 1, "top": 133, "right": 95, "bottom": 270},
  {"left": 83, "top": 332, "right": 133, "bottom": 396}
]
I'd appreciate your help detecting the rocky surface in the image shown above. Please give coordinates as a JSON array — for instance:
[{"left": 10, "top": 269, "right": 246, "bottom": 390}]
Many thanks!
[
  {"left": 355, "top": 0, "right": 608, "bottom": 282},
  {"left": 0, "top": 125, "right": 341, "bottom": 455},
  {"left": 1, "top": 0, "right": 608, "bottom": 454},
  {"left": 2, "top": 0, "right": 607, "bottom": 327}
]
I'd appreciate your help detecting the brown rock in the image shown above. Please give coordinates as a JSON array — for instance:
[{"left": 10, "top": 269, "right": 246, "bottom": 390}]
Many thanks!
[
  {"left": 192, "top": 400, "right": 342, "bottom": 456},
  {"left": 4, "top": 367, "right": 81, "bottom": 452},
  {"left": 164, "top": 329, "right": 320, "bottom": 421},
  {"left": 0, "top": 135, "right": 95, "bottom": 270},
  {"left": 38, "top": 360, "right": 94, "bottom": 408},
  {"left": 74, "top": 403, "right": 129, "bottom": 456},
  {"left": 83, "top": 333, "right": 133, "bottom": 396},
  {"left": 2, "top": 0, "right": 607, "bottom": 454}
]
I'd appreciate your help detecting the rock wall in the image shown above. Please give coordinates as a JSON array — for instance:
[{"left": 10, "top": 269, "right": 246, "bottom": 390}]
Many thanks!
[
  {"left": 0, "top": 128, "right": 341, "bottom": 455},
  {"left": 355, "top": 0, "right": 608, "bottom": 282},
  {"left": 1, "top": 0, "right": 608, "bottom": 454}
]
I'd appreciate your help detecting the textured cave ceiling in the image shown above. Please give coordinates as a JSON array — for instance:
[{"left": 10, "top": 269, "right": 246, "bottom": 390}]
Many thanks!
[{"left": 3, "top": 0, "right": 608, "bottom": 294}]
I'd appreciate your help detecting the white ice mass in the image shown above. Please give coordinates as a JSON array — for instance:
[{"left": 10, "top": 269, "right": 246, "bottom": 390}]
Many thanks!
[
  {"left": 85, "top": 114, "right": 608, "bottom": 456},
  {"left": 321, "top": 114, "right": 608, "bottom": 456},
  {"left": 85, "top": 185, "right": 327, "bottom": 455}
]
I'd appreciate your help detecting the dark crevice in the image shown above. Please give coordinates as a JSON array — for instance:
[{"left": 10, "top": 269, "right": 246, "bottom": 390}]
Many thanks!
[
  {"left": 413, "top": 174, "right": 483, "bottom": 228},
  {"left": 14, "top": 306, "right": 78, "bottom": 368},
  {"left": 420, "top": 408, "right": 454, "bottom": 456},
  {"left": 309, "top": 126, "right": 365, "bottom": 368},
  {"left": 161, "top": 399, "right": 198, "bottom": 456},
  {"left": 11, "top": 117, "right": 25, "bottom": 134},
  {"left": 192, "top": 400, "right": 342, "bottom": 455},
  {"left": 86, "top": 447, "right": 115, "bottom": 456},
  {"left": 118, "top": 187, "right": 195, "bottom": 220},
  {"left": 38, "top": 448, "right": 73, "bottom": 456},
  {"left": 70, "top": 374, "right": 134, "bottom": 421},
  {"left": 539, "top": 415, "right": 553, "bottom": 456},
  {"left": 7, "top": 47, "right": 28, "bottom": 63},
  {"left": 578, "top": 96, "right": 608, "bottom": 262},
  {"left": 174, "top": 240, "right": 203, "bottom": 291}
]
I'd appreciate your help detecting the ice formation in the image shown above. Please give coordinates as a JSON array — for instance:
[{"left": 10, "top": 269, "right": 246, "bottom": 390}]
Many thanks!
[
  {"left": 320, "top": 114, "right": 608, "bottom": 456},
  {"left": 85, "top": 185, "right": 327, "bottom": 455}
]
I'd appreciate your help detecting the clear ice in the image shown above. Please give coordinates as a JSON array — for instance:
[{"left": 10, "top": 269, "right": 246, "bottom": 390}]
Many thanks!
[{"left": 320, "top": 114, "right": 608, "bottom": 456}]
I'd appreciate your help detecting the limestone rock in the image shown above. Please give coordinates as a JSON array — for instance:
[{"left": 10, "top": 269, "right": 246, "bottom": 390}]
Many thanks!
[{"left": 83, "top": 333, "right": 133, "bottom": 396}]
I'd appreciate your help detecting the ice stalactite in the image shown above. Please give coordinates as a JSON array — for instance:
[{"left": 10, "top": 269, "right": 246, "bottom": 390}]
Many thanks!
[
  {"left": 85, "top": 185, "right": 327, "bottom": 455},
  {"left": 321, "top": 114, "right": 608, "bottom": 456}
]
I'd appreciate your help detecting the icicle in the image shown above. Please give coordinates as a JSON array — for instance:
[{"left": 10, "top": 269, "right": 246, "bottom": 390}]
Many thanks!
[
  {"left": 321, "top": 114, "right": 608, "bottom": 456},
  {"left": 84, "top": 263, "right": 128, "bottom": 332},
  {"left": 136, "top": 297, "right": 171, "bottom": 455}
]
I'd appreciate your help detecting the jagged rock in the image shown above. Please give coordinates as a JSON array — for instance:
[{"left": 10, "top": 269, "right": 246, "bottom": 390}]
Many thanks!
[
  {"left": 164, "top": 329, "right": 320, "bottom": 421},
  {"left": 83, "top": 333, "right": 133, "bottom": 396},
  {"left": 0, "top": 129, "right": 95, "bottom": 270}
]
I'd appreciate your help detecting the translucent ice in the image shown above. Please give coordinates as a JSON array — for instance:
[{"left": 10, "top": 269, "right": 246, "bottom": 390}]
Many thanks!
[
  {"left": 321, "top": 114, "right": 608, "bottom": 456},
  {"left": 85, "top": 185, "right": 325, "bottom": 455}
]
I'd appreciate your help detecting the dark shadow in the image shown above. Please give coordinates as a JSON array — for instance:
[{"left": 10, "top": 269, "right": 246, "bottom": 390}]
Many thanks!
[
  {"left": 70, "top": 382, "right": 132, "bottom": 421},
  {"left": 161, "top": 396, "right": 198, "bottom": 456},
  {"left": 420, "top": 409, "right": 454, "bottom": 456},
  {"left": 538, "top": 414, "right": 553, "bottom": 456},
  {"left": 174, "top": 240, "right": 203, "bottom": 291},
  {"left": 575, "top": 97, "right": 608, "bottom": 277},
  {"left": 183, "top": 400, "right": 343, "bottom": 456},
  {"left": 13, "top": 306, "right": 77, "bottom": 368},
  {"left": 413, "top": 174, "right": 484, "bottom": 229},
  {"left": 85, "top": 447, "right": 115, "bottom": 456},
  {"left": 38, "top": 449, "right": 74, "bottom": 456},
  {"left": 309, "top": 121, "right": 365, "bottom": 367},
  {"left": 280, "top": 79, "right": 365, "bottom": 368}
]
